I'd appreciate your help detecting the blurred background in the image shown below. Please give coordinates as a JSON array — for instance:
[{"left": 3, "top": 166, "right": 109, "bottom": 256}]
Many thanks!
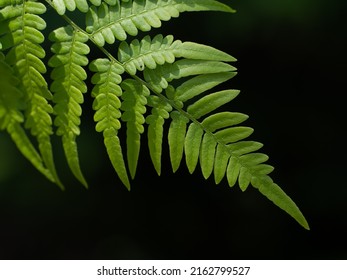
[{"left": 0, "top": 0, "right": 346, "bottom": 259}]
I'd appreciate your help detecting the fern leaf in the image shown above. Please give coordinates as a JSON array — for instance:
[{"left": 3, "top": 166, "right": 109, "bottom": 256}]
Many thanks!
[
  {"left": 89, "top": 58, "right": 130, "bottom": 189},
  {"left": 0, "top": 0, "right": 63, "bottom": 188},
  {"left": 226, "top": 156, "right": 240, "bottom": 187},
  {"left": 201, "top": 112, "right": 248, "bottom": 131},
  {"left": 184, "top": 123, "right": 203, "bottom": 174},
  {"left": 168, "top": 110, "right": 189, "bottom": 172},
  {"left": 143, "top": 38, "right": 308, "bottom": 228},
  {"left": 48, "top": 25, "right": 89, "bottom": 188},
  {"left": 146, "top": 94, "right": 172, "bottom": 175},
  {"left": 6, "top": 122, "right": 56, "bottom": 182},
  {"left": 118, "top": 34, "right": 236, "bottom": 78},
  {"left": 252, "top": 176, "right": 310, "bottom": 230},
  {"left": 176, "top": 73, "right": 234, "bottom": 102},
  {"left": 86, "top": 0, "right": 234, "bottom": 47},
  {"left": 187, "top": 90, "right": 240, "bottom": 119},
  {"left": 188, "top": 106, "right": 307, "bottom": 228},
  {"left": 0, "top": 52, "right": 24, "bottom": 130},
  {"left": 118, "top": 34, "right": 180, "bottom": 75},
  {"left": 173, "top": 41, "right": 236, "bottom": 62},
  {"left": 120, "top": 79, "right": 150, "bottom": 179},
  {"left": 103, "top": 127, "right": 130, "bottom": 189},
  {"left": 0, "top": 0, "right": 308, "bottom": 229},
  {"left": 213, "top": 144, "right": 229, "bottom": 184},
  {"left": 144, "top": 59, "right": 237, "bottom": 93},
  {"left": 200, "top": 132, "right": 217, "bottom": 179},
  {"left": 189, "top": 104, "right": 307, "bottom": 228},
  {"left": 48, "top": 0, "right": 89, "bottom": 15},
  {"left": 0, "top": 52, "right": 55, "bottom": 182},
  {"left": 176, "top": 0, "right": 236, "bottom": 13}
]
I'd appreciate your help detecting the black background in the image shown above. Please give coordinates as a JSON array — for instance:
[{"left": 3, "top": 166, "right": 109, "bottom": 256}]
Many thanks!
[{"left": 0, "top": 0, "right": 346, "bottom": 259}]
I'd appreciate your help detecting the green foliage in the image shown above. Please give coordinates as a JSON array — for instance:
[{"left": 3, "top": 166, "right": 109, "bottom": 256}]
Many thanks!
[{"left": 0, "top": 0, "right": 309, "bottom": 229}]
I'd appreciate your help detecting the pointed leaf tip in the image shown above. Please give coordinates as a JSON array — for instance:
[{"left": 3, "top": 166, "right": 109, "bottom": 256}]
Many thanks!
[
  {"left": 252, "top": 177, "right": 309, "bottom": 230},
  {"left": 176, "top": 42, "right": 236, "bottom": 62}
]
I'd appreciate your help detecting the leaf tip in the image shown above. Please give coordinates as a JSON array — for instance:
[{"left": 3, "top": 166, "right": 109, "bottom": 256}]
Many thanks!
[{"left": 300, "top": 217, "right": 310, "bottom": 230}]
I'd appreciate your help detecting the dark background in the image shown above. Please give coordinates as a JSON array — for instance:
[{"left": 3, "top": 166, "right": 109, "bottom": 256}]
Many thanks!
[{"left": 0, "top": 0, "right": 346, "bottom": 259}]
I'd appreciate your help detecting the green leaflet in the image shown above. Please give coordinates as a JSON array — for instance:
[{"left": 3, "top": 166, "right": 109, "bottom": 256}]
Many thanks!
[
  {"left": 85, "top": 0, "right": 234, "bottom": 46},
  {"left": 50, "top": 0, "right": 89, "bottom": 15},
  {"left": 214, "top": 144, "right": 230, "bottom": 184},
  {"left": 120, "top": 79, "right": 150, "bottom": 179},
  {"left": 0, "top": 52, "right": 24, "bottom": 129},
  {"left": 201, "top": 112, "right": 249, "bottom": 131},
  {"left": 175, "top": 72, "right": 234, "bottom": 102},
  {"left": 187, "top": 90, "right": 240, "bottom": 119},
  {"left": 0, "top": 0, "right": 309, "bottom": 229},
  {"left": 0, "top": 52, "right": 55, "bottom": 182},
  {"left": 168, "top": 111, "right": 189, "bottom": 172},
  {"left": 103, "top": 127, "right": 130, "bottom": 190},
  {"left": 49, "top": 25, "right": 89, "bottom": 188},
  {"left": 142, "top": 44, "right": 307, "bottom": 228},
  {"left": 118, "top": 34, "right": 236, "bottom": 76},
  {"left": 184, "top": 123, "right": 204, "bottom": 174},
  {"left": 252, "top": 176, "right": 310, "bottom": 230},
  {"left": 118, "top": 34, "right": 180, "bottom": 75},
  {"left": 200, "top": 132, "right": 217, "bottom": 179},
  {"left": 144, "top": 59, "right": 237, "bottom": 93},
  {"left": 146, "top": 95, "right": 172, "bottom": 175},
  {"left": 7, "top": 122, "right": 55, "bottom": 182},
  {"left": 89, "top": 58, "right": 130, "bottom": 189},
  {"left": 173, "top": 41, "right": 236, "bottom": 62},
  {"left": 0, "top": 0, "right": 63, "bottom": 188}
]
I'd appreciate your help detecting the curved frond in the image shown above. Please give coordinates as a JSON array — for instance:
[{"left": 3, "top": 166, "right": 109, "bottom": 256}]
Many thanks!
[
  {"left": 0, "top": 52, "right": 55, "bottom": 182},
  {"left": 48, "top": 25, "right": 89, "bottom": 188},
  {"left": 0, "top": 0, "right": 308, "bottom": 229},
  {"left": 0, "top": 0, "right": 63, "bottom": 188},
  {"left": 89, "top": 58, "right": 130, "bottom": 189},
  {"left": 142, "top": 40, "right": 308, "bottom": 228},
  {"left": 86, "top": 0, "right": 235, "bottom": 46},
  {"left": 176, "top": 88, "right": 308, "bottom": 228}
]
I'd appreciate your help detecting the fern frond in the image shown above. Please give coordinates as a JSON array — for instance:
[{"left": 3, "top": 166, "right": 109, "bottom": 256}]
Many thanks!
[
  {"left": 48, "top": 25, "right": 89, "bottom": 188},
  {"left": 141, "top": 39, "right": 308, "bottom": 229},
  {"left": 170, "top": 87, "right": 309, "bottom": 228},
  {"left": 146, "top": 93, "right": 172, "bottom": 175},
  {"left": 118, "top": 34, "right": 179, "bottom": 75},
  {"left": 0, "top": 52, "right": 55, "bottom": 182},
  {"left": 0, "top": 52, "right": 24, "bottom": 130},
  {"left": 118, "top": 34, "right": 236, "bottom": 78},
  {"left": 0, "top": 0, "right": 308, "bottom": 229},
  {"left": 0, "top": 0, "right": 63, "bottom": 188},
  {"left": 120, "top": 79, "right": 150, "bottom": 179},
  {"left": 89, "top": 58, "right": 130, "bottom": 189},
  {"left": 86, "top": 0, "right": 234, "bottom": 46}
]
